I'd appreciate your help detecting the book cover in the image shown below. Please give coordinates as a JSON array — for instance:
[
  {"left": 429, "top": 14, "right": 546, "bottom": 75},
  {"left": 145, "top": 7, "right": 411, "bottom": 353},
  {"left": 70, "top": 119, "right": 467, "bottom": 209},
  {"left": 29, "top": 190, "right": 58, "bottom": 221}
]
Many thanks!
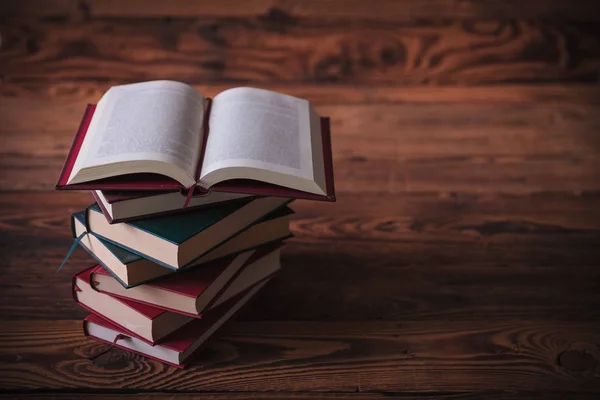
[
  {"left": 71, "top": 206, "right": 293, "bottom": 287},
  {"left": 83, "top": 279, "right": 270, "bottom": 368},
  {"left": 70, "top": 196, "right": 291, "bottom": 270},
  {"left": 74, "top": 266, "right": 165, "bottom": 319},
  {"left": 94, "top": 243, "right": 280, "bottom": 298},
  {"left": 73, "top": 205, "right": 292, "bottom": 254},
  {"left": 90, "top": 243, "right": 281, "bottom": 317},
  {"left": 99, "top": 199, "right": 254, "bottom": 245},
  {"left": 91, "top": 189, "right": 252, "bottom": 224},
  {"left": 73, "top": 266, "right": 193, "bottom": 346}
]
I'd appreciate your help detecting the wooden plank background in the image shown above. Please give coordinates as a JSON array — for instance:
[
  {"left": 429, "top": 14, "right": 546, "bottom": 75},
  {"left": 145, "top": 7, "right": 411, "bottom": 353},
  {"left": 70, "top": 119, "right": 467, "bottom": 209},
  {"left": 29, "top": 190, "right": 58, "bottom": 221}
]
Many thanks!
[{"left": 0, "top": 0, "right": 599, "bottom": 398}]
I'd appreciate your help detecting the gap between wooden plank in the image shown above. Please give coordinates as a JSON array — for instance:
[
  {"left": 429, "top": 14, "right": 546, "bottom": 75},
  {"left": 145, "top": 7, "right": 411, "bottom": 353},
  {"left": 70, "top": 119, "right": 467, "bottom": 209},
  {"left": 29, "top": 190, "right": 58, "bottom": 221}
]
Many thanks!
[
  {"left": 0, "top": 390, "right": 599, "bottom": 399},
  {"left": 3, "top": 82, "right": 600, "bottom": 105},
  {"left": 87, "top": 0, "right": 600, "bottom": 21},
  {"left": 4, "top": 0, "right": 599, "bottom": 21}
]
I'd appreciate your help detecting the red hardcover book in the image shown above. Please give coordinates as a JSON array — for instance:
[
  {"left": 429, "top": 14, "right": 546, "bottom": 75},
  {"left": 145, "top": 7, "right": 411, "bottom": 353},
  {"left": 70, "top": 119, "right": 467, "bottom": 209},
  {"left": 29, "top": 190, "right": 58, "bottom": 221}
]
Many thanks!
[
  {"left": 83, "top": 279, "right": 269, "bottom": 368},
  {"left": 56, "top": 83, "right": 335, "bottom": 202},
  {"left": 90, "top": 244, "right": 282, "bottom": 317},
  {"left": 73, "top": 266, "right": 193, "bottom": 345}
]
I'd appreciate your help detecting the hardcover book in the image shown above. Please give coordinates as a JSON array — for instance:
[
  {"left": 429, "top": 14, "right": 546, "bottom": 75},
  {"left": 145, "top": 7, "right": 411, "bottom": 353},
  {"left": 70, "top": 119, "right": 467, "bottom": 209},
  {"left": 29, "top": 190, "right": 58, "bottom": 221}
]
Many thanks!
[
  {"left": 92, "top": 189, "right": 252, "bottom": 224},
  {"left": 72, "top": 206, "right": 293, "bottom": 287},
  {"left": 90, "top": 244, "right": 281, "bottom": 317},
  {"left": 72, "top": 196, "right": 290, "bottom": 270},
  {"left": 73, "top": 266, "right": 193, "bottom": 344},
  {"left": 56, "top": 81, "right": 335, "bottom": 202},
  {"left": 83, "top": 279, "right": 268, "bottom": 368}
]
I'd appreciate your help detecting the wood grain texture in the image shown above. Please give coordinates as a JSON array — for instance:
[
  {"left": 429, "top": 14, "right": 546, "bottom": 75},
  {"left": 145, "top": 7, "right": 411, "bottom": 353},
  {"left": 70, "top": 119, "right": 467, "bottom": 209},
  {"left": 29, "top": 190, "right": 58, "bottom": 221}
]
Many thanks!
[
  {"left": 1, "top": 84, "right": 600, "bottom": 193},
  {"left": 0, "top": 0, "right": 81, "bottom": 18},
  {"left": 5, "top": 81, "right": 600, "bottom": 106},
  {"left": 1, "top": 2, "right": 600, "bottom": 397},
  {"left": 87, "top": 0, "right": 600, "bottom": 20},
  {"left": 0, "top": 191, "right": 598, "bottom": 322},
  {"left": 3, "top": 394, "right": 599, "bottom": 400},
  {"left": 0, "top": 319, "right": 598, "bottom": 392},
  {"left": 2, "top": 0, "right": 600, "bottom": 21},
  {"left": 1, "top": 18, "right": 599, "bottom": 85}
]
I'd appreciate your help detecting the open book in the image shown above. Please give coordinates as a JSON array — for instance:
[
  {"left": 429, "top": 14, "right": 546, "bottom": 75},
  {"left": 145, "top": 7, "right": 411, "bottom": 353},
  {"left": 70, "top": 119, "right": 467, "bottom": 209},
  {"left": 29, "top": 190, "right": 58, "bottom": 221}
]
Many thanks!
[{"left": 56, "top": 81, "right": 335, "bottom": 201}]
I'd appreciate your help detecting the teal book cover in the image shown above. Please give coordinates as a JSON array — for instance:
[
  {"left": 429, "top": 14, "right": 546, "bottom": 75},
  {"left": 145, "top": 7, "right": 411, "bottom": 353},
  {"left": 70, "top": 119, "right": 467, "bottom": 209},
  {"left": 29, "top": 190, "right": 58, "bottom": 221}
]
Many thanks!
[
  {"left": 73, "top": 209, "right": 144, "bottom": 265},
  {"left": 73, "top": 206, "right": 294, "bottom": 265},
  {"left": 88, "top": 198, "right": 255, "bottom": 245},
  {"left": 72, "top": 205, "right": 294, "bottom": 287}
]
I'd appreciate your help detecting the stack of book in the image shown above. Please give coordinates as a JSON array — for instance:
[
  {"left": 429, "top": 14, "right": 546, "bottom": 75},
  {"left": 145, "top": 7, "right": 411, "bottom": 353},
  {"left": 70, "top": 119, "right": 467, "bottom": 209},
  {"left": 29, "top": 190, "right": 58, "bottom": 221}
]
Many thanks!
[{"left": 56, "top": 81, "right": 335, "bottom": 368}]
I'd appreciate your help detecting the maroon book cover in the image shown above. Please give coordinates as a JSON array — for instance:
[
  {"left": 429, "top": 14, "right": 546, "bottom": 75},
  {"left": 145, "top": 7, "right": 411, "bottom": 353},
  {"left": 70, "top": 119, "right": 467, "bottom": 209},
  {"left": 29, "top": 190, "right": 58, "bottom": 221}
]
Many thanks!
[
  {"left": 90, "top": 242, "right": 282, "bottom": 317},
  {"left": 73, "top": 266, "right": 180, "bottom": 346},
  {"left": 82, "top": 279, "right": 269, "bottom": 368},
  {"left": 74, "top": 266, "right": 166, "bottom": 318}
]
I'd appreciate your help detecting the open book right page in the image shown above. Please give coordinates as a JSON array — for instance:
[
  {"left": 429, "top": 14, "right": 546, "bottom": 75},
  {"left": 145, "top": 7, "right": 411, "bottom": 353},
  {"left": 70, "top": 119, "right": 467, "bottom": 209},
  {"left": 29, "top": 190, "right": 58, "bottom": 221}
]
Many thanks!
[{"left": 198, "top": 88, "right": 327, "bottom": 195}]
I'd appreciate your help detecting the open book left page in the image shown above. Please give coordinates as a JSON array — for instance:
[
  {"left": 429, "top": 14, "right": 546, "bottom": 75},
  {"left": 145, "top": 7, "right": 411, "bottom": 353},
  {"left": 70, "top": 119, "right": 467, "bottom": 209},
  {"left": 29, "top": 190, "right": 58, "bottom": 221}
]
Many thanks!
[{"left": 66, "top": 81, "right": 206, "bottom": 188}]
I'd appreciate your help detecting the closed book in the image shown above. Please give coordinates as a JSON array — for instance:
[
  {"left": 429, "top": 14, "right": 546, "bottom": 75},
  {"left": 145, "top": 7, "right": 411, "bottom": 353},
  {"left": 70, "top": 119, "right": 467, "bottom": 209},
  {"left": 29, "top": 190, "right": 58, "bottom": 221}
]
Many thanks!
[
  {"left": 72, "top": 206, "right": 293, "bottom": 287},
  {"left": 92, "top": 189, "right": 253, "bottom": 224},
  {"left": 73, "top": 266, "right": 193, "bottom": 344},
  {"left": 90, "top": 244, "right": 282, "bottom": 317},
  {"left": 83, "top": 279, "right": 269, "bottom": 368},
  {"left": 72, "top": 196, "right": 290, "bottom": 270}
]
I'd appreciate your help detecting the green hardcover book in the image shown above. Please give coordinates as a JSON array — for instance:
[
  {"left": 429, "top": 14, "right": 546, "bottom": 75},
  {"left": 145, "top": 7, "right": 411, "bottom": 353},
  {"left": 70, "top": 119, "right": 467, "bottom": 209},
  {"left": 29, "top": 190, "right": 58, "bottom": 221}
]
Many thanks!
[
  {"left": 71, "top": 196, "right": 291, "bottom": 271},
  {"left": 72, "top": 206, "right": 294, "bottom": 287}
]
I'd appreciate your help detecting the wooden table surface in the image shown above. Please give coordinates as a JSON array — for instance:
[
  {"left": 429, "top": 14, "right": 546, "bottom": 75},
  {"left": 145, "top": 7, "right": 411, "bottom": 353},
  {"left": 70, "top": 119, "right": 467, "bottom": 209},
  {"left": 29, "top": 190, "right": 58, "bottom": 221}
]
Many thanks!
[{"left": 1, "top": 1, "right": 600, "bottom": 398}]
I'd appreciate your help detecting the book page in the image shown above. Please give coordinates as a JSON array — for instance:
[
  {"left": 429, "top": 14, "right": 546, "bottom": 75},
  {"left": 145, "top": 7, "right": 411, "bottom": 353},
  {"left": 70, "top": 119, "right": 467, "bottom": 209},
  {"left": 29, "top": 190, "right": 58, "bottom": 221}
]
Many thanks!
[
  {"left": 199, "top": 87, "right": 324, "bottom": 193},
  {"left": 71, "top": 81, "right": 205, "bottom": 186}
]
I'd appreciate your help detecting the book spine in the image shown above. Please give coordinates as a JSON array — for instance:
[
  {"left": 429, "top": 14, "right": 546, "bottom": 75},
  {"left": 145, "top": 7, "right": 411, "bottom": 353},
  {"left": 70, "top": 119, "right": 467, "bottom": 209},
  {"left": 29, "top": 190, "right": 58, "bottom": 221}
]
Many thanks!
[
  {"left": 91, "top": 191, "right": 115, "bottom": 224},
  {"left": 321, "top": 117, "right": 336, "bottom": 201},
  {"left": 55, "top": 104, "right": 96, "bottom": 189}
]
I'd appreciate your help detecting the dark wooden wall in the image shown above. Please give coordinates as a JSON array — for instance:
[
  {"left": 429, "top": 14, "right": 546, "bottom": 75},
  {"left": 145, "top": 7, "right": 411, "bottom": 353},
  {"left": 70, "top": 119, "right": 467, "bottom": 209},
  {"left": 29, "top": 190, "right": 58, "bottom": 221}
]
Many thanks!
[{"left": 1, "top": 0, "right": 600, "bottom": 398}]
